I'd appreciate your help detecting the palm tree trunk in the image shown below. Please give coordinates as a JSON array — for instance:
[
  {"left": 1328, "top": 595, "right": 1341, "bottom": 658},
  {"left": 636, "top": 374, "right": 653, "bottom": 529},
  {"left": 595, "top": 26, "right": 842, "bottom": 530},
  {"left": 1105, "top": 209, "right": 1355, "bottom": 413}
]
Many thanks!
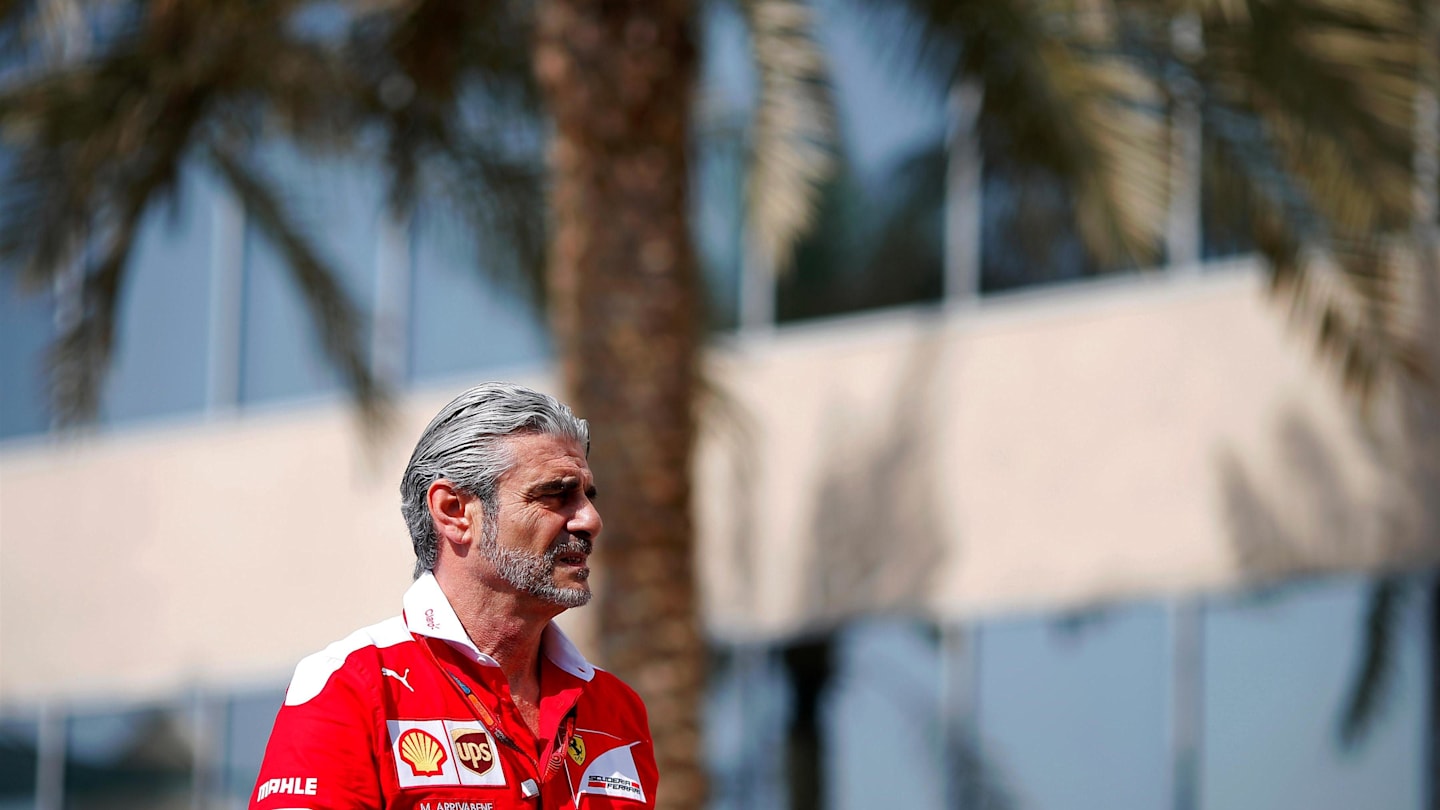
[{"left": 534, "top": 2, "right": 706, "bottom": 808}]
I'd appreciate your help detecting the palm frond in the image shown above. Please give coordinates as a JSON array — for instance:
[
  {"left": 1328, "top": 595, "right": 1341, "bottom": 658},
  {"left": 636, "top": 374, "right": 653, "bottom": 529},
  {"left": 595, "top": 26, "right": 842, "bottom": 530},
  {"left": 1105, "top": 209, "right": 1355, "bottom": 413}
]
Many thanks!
[
  {"left": 1205, "top": 133, "right": 1425, "bottom": 401},
  {"left": 434, "top": 140, "right": 549, "bottom": 299},
  {"left": 1199, "top": 0, "right": 1417, "bottom": 231},
  {"left": 0, "top": 57, "right": 170, "bottom": 287},
  {"left": 1174, "top": 0, "right": 1247, "bottom": 25},
  {"left": 0, "top": 0, "right": 225, "bottom": 422},
  {"left": 47, "top": 202, "right": 137, "bottom": 427},
  {"left": 340, "top": 0, "right": 547, "bottom": 294},
  {"left": 741, "top": 0, "right": 838, "bottom": 273},
  {"left": 1283, "top": 240, "right": 1428, "bottom": 399},
  {"left": 343, "top": 0, "right": 538, "bottom": 203},
  {"left": 1194, "top": 0, "right": 1425, "bottom": 400},
  {"left": 0, "top": 0, "right": 91, "bottom": 70},
  {"left": 1020, "top": 37, "right": 1167, "bottom": 265},
  {"left": 208, "top": 143, "right": 391, "bottom": 430},
  {"left": 0, "top": 0, "right": 348, "bottom": 283},
  {"left": 0, "top": 0, "right": 410, "bottom": 427},
  {"left": 853, "top": 0, "right": 1169, "bottom": 267}
]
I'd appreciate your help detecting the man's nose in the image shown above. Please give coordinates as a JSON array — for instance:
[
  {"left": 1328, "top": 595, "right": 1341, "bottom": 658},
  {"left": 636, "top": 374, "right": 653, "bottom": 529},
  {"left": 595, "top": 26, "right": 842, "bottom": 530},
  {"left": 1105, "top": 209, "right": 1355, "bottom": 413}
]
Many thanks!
[{"left": 570, "top": 497, "right": 602, "bottom": 541}]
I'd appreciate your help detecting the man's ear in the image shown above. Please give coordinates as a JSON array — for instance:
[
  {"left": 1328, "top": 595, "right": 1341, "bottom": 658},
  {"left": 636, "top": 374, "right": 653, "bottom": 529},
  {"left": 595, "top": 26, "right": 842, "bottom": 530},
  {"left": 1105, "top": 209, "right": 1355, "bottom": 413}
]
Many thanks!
[{"left": 427, "top": 480, "right": 476, "bottom": 547}]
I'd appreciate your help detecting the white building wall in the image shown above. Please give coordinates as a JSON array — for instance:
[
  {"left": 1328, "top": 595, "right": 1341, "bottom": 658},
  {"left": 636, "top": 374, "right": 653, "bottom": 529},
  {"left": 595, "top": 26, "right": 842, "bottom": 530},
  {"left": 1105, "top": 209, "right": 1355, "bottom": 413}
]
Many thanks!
[
  {"left": 2, "top": 261, "right": 1433, "bottom": 704},
  {"left": 698, "top": 262, "right": 1432, "bottom": 639}
]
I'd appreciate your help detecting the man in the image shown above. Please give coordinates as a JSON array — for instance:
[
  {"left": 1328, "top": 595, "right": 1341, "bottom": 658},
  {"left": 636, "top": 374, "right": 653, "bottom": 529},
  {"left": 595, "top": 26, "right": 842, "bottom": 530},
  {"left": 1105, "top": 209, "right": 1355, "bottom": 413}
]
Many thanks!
[{"left": 250, "top": 382, "right": 658, "bottom": 809}]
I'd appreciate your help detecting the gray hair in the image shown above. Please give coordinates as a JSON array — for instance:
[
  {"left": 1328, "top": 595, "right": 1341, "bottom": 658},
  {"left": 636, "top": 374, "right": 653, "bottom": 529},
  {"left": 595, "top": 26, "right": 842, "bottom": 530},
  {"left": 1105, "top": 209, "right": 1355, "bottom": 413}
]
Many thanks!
[{"left": 400, "top": 381, "right": 590, "bottom": 579}]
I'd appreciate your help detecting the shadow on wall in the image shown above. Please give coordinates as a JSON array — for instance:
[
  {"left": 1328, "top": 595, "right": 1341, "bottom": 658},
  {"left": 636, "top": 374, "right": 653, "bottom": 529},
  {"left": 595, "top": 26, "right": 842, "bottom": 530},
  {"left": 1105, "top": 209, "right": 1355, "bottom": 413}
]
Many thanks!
[
  {"left": 800, "top": 325, "right": 949, "bottom": 625},
  {"left": 1220, "top": 401, "right": 1439, "bottom": 582},
  {"left": 782, "top": 323, "right": 1020, "bottom": 810},
  {"left": 699, "top": 317, "right": 954, "bottom": 628},
  {"left": 1222, "top": 237, "right": 1440, "bottom": 579},
  {"left": 1220, "top": 408, "right": 1383, "bottom": 580},
  {"left": 946, "top": 727, "right": 1021, "bottom": 810},
  {"left": 698, "top": 371, "right": 764, "bottom": 618},
  {"left": 1218, "top": 249, "right": 1440, "bottom": 759}
]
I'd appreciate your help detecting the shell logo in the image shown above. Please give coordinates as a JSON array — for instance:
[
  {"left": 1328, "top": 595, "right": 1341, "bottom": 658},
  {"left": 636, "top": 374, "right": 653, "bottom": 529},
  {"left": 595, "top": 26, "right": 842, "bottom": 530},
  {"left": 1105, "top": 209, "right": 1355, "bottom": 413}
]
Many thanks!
[{"left": 397, "top": 729, "right": 448, "bottom": 776}]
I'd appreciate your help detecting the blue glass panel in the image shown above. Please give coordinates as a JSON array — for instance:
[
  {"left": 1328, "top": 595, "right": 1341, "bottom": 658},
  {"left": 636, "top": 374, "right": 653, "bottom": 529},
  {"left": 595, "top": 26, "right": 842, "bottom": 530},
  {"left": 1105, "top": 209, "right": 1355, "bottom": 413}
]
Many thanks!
[
  {"left": 408, "top": 210, "right": 548, "bottom": 383},
  {"left": 239, "top": 150, "right": 380, "bottom": 406},
  {"left": 1202, "top": 576, "right": 1428, "bottom": 810},
  {"left": 705, "top": 646, "right": 789, "bottom": 810},
  {"left": 0, "top": 272, "right": 53, "bottom": 438},
  {"left": 693, "top": 1, "right": 750, "bottom": 332},
  {"left": 0, "top": 716, "right": 38, "bottom": 807},
  {"left": 100, "top": 166, "right": 214, "bottom": 425},
  {"left": 977, "top": 605, "right": 1169, "bottom": 810},
  {"left": 1199, "top": 126, "right": 1257, "bottom": 262},
  {"left": 980, "top": 164, "right": 1099, "bottom": 293},
  {"left": 693, "top": 126, "right": 745, "bottom": 332},
  {"left": 819, "top": 2, "right": 946, "bottom": 189},
  {"left": 65, "top": 705, "right": 193, "bottom": 809},
  {"left": 827, "top": 620, "right": 946, "bottom": 810},
  {"left": 224, "top": 686, "right": 286, "bottom": 804},
  {"left": 773, "top": 1, "right": 947, "bottom": 323}
]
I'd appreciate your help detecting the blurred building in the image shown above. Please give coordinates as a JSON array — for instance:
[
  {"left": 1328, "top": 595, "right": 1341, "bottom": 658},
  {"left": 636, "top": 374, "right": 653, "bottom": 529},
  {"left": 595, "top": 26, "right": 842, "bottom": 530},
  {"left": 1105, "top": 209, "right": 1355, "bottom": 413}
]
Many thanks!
[{"left": 2, "top": 6, "right": 1437, "bottom": 810}]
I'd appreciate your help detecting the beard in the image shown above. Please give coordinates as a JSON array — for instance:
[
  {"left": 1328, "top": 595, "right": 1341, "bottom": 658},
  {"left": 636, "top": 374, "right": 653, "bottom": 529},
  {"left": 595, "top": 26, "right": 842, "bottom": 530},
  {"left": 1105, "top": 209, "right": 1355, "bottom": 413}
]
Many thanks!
[{"left": 478, "top": 520, "right": 593, "bottom": 609}]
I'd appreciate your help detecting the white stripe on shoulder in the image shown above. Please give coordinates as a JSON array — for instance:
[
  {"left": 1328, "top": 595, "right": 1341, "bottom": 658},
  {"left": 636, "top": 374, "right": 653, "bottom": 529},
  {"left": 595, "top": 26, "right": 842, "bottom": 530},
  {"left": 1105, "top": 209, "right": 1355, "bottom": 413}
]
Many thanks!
[{"left": 284, "top": 616, "right": 409, "bottom": 706}]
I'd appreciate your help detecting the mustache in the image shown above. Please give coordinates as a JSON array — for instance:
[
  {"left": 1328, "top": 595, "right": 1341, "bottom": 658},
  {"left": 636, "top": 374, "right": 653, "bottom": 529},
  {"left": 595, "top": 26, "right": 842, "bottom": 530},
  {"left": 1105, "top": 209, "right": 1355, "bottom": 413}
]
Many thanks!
[{"left": 546, "top": 536, "right": 593, "bottom": 558}]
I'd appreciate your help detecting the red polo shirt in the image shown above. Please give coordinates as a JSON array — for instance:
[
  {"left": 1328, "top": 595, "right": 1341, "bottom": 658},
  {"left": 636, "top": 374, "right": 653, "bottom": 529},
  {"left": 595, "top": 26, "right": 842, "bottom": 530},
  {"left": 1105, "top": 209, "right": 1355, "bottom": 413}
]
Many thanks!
[{"left": 249, "top": 574, "right": 658, "bottom": 809}]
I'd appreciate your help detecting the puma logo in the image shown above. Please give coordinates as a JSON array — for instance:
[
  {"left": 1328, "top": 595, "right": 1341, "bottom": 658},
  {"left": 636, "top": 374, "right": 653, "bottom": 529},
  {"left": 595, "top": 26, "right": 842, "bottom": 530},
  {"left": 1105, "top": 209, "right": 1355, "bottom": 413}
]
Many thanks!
[{"left": 381, "top": 667, "right": 414, "bottom": 692}]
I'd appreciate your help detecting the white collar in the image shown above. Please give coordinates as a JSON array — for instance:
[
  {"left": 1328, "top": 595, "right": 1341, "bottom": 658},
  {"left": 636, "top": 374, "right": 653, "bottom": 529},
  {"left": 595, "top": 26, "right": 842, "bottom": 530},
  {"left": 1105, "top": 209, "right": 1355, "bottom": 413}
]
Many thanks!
[{"left": 404, "top": 572, "right": 595, "bottom": 682}]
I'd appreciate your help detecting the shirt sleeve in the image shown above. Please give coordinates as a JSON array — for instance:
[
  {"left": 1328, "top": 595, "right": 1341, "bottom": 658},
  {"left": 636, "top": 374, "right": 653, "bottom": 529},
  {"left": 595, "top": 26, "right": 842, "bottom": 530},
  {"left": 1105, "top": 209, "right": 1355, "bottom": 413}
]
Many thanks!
[
  {"left": 575, "top": 681, "right": 659, "bottom": 809},
  {"left": 248, "top": 649, "right": 384, "bottom": 810},
  {"left": 633, "top": 701, "right": 659, "bottom": 809}
]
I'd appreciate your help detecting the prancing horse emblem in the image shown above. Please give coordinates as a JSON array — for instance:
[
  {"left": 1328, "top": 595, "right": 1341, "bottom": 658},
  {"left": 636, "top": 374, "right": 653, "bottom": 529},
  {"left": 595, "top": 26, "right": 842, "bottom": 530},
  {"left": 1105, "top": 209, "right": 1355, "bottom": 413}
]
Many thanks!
[{"left": 381, "top": 667, "right": 414, "bottom": 692}]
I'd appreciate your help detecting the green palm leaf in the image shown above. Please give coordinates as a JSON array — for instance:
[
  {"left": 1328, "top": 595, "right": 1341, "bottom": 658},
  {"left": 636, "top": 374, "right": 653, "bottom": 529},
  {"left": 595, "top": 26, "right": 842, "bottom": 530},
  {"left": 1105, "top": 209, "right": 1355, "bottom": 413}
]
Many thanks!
[
  {"left": 1192, "top": 0, "right": 1425, "bottom": 399},
  {"left": 208, "top": 143, "right": 390, "bottom": 428},
  {"left": 742, "top": 0, "right": 839, "bottom": 273},
  {"left": 854, "top": 0, "right": 1170, "bottom": 266}
]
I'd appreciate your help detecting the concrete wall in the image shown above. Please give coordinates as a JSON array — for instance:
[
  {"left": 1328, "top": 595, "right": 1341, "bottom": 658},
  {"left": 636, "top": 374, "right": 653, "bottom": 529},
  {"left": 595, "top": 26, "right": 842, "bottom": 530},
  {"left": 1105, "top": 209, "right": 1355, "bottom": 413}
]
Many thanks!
[
  {"left": 697, "top": 263, "right": 1435, "bottom": 639},
  {"left": 2, "top": 261, "right": 1434, "bottom": 704}
]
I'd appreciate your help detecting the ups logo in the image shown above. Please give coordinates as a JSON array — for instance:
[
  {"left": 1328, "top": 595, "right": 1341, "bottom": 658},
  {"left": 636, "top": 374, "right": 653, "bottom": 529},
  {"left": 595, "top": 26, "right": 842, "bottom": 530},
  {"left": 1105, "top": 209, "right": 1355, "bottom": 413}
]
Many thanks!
[{"left": 450, "top": 728, "right": 497, "bottom": 776}]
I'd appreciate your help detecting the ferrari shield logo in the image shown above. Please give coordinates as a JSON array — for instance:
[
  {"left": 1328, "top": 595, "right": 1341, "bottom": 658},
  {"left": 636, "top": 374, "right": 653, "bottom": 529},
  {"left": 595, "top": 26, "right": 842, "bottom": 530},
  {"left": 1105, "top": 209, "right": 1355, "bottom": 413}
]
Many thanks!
[{"left": 567, "top": 734, "right": 587, "bottom": 766}]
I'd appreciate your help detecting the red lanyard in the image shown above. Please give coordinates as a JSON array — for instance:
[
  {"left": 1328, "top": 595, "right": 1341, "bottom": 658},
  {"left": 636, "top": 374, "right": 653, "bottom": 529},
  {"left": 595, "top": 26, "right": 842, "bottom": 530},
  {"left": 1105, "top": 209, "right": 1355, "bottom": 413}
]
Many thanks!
[
  {"left": 414, "top": 631, "right": 579, "bottom": 791},
  {"left": 417, "top": 633, "right": 529, "bottom": 759}
]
